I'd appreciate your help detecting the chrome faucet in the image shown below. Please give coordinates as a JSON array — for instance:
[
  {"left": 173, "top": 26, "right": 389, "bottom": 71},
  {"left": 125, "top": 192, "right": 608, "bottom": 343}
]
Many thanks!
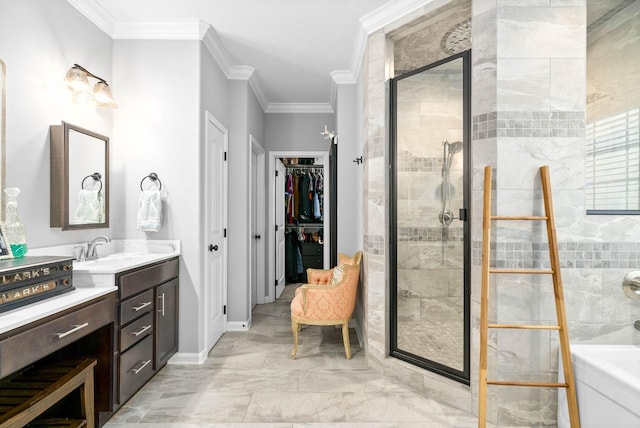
[{"left": 86, "top": 236, "right": 111, "bottom": 260}]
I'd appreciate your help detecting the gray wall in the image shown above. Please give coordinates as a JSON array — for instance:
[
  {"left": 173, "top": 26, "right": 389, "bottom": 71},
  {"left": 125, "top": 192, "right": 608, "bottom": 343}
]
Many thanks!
[
  {"left": 335, "top": 83, "right": 363, "bottom": 258},
  {"left": 227, "top": 79, "right": 265, "bottom": 325},
  {"left": 265, "top": 113, "right": 335, "bottom": 152},
  {"left": 0, "top": 0, "right": 114, "bottom": 247}
]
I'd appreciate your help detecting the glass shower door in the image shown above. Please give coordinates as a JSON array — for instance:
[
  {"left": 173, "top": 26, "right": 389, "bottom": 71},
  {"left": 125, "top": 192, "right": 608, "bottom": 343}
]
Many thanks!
[{"left": 390, "top": 51, "right": 470, "bottom": 383}]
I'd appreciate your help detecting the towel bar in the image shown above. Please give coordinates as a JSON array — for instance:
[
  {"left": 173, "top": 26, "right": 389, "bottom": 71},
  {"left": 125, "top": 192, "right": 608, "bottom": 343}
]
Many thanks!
[{"left": 140, "top": 172, "right": 162, "bottom": 191}]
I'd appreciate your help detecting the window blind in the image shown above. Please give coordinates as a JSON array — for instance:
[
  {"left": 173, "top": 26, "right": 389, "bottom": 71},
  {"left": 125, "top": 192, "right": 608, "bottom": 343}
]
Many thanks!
[{"left": 586, "top": 107, "right": 640, "bottom": 211}]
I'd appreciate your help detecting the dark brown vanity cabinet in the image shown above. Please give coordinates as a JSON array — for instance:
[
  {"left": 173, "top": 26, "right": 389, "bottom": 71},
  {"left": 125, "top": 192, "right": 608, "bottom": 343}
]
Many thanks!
[
  {"left": 115, "top": 257, "right": 179, "bottom": 406},
  {"left": 155, "top": 277, "right": 178, "bottom": 368}
]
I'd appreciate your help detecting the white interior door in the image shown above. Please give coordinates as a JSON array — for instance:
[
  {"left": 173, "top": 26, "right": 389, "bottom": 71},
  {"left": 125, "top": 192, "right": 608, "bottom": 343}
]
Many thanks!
[
  {"left": 275, "top": 159, "right": 286, "bottom": 298},
  {"left": 205, "top": 112, "right": 227, "bottom": 352},
  {"left": 250, "top": 150, "right": 258, "bottom": 309}
]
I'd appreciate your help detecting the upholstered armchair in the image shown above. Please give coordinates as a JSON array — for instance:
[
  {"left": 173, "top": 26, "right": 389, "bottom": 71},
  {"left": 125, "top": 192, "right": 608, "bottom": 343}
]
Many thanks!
[{"left": 290, "top": 251, "right": 362, "bottom": 359}]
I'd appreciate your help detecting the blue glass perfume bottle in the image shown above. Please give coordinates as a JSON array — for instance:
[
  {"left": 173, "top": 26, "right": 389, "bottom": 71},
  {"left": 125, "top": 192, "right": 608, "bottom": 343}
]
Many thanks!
[{"left": 4, "top": 187, "right": 27, "bottom": 258}]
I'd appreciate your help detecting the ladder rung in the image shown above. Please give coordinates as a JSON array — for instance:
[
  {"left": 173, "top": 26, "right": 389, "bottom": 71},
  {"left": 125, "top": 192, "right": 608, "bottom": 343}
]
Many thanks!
[
  {"left": 487, "top": 380, "right": 568, "bottom": 388},
  {"left": 491, "top": 215, "right": 548, "bottom": 221},
  {"left": 488, "top": 323, "right": 561, "bottom": 330},
  {"left": 489, "top": 269, "right": 554, "bottom": 274}
]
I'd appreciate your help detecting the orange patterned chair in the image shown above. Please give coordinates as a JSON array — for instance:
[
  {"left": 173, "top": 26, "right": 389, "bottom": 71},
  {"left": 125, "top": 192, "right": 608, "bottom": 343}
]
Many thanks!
[{"left": 290, "top": 251, "right": 362, "bottom": 359}]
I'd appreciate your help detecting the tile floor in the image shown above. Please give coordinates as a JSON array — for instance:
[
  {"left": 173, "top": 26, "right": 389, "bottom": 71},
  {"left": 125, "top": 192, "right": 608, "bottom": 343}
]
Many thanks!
[{"left": 104, "top": 298, "right": 483, "bottom": 427}]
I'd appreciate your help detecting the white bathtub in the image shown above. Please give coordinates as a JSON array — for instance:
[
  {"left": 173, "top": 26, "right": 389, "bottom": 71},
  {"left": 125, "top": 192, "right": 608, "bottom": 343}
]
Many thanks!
[{"left": 558, "top": 344, "right": 640, "bottom": 428}]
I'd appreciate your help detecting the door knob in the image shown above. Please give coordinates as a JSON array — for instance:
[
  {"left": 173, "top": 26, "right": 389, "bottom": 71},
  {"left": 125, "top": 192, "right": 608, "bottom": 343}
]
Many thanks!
[
  {"left": 209, "top": 244, "right": 219, "bottom": 252},
  {"left": 254, "top": 234, "right": 261, "bottom": 240}
]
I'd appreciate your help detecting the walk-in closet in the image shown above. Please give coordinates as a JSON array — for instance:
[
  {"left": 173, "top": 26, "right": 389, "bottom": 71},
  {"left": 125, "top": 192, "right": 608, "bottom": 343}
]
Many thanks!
[{"left": 282, "top": 157, "right": 325, "bottom": 283}]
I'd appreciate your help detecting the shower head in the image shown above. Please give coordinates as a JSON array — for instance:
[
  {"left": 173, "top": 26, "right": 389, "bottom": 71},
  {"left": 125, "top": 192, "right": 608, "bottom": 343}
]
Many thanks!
[{"left": 447, "top": 141, "right": 463, "bottom": 154}]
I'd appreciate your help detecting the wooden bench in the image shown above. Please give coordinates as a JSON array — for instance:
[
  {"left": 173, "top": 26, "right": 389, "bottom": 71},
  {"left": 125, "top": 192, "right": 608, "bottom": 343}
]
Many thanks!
[{"left": 0, "top": 359, "right": 96, "bottom": 428}]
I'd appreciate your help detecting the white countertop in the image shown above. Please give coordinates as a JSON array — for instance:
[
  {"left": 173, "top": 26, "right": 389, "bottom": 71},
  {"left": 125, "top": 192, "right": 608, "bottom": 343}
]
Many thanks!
[
  {"left": 0, "top": 239, "right": 181, "bottom": 334},
  {"left": 0, "top": 285, "right": 117, "bottom": 335}
]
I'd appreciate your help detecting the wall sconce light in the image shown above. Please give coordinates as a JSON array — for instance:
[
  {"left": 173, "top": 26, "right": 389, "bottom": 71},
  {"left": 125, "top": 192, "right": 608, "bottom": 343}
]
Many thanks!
[{"left": 63, "top": 64, "right": 117, "bottom": 108}]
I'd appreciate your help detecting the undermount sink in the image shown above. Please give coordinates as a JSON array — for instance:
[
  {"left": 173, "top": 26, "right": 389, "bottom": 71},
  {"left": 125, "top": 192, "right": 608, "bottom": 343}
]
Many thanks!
[{"left": 73, "top": 252, "right": 173, "bottom": 274}]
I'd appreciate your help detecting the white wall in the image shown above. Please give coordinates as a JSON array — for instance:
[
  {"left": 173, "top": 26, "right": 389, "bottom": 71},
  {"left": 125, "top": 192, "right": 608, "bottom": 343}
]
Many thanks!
[
  {"left": 0, "top": 0, "right": 114, "bottom": 247},
  {"left": 112, "top": 39, "right": 203, "bottom": 355}
]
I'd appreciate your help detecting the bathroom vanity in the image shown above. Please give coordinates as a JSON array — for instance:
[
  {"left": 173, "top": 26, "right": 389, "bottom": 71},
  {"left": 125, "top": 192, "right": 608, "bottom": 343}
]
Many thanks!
[
  {"left": 0, "top": 241, "right": 180, "bottom": 427},
  {"left": 114, "top": 256, "right": 179, "bottom": 406}
]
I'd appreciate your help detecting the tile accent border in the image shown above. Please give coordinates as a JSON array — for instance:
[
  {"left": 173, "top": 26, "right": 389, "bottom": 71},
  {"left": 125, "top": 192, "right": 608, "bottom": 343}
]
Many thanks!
[
  {"left": 398, "top": 226, "right": 464, "bottom": 242},
  {"left": 364, "top": 234, "right": 385, "bottom": 255},
  {"left": 397, "top": 151, "right": 443, "bottom": 172},
  {"left": 472, "top": 111, "right": 585, "bottom": 141},
  {"left": 472, "top": 240, "right": 639, "bottom": 269}
]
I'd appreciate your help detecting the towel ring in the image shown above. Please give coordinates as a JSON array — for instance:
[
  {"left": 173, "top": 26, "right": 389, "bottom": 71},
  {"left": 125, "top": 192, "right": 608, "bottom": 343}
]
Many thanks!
[
  {"left": 81, "top": 172, "right": 103, "bottom": 192},
  {"left": 140, "top": 172, "right": 162, "bottom": 191}
]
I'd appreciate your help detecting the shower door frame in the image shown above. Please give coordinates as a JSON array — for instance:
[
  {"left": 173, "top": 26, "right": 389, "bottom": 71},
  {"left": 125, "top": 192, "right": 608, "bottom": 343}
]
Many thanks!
[{"left": 389, "top": 50, "right": 471, "bottom": 385}]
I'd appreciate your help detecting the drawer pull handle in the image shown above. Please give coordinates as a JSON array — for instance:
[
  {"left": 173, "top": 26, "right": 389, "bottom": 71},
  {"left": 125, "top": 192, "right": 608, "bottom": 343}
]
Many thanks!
[
  {"left": 132, "top": 325, "right": 152, "bottom": 337},
  {"left": 132, "top": 301, "right": 152, "bottom": 312},
  {"left": 56, "top": 322, "right": 89, "bottom": 339},
  {"left": 132, "top": 359, "right": 151, "bottom": 374}
]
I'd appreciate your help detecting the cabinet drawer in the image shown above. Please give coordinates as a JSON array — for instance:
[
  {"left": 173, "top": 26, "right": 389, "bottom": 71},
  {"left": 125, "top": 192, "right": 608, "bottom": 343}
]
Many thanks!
[
  {"left": 120, "top": 312, "right": 153, "bottom": 352},
  {"left": 300, "top": 243, "right": 322, "bottom": 256},
  {"left": 119, "top": 258, "right": 179, "bottom": 299},
  {"left": 120, "top": 289, "right": 154, "bottom": 326},
  {"left": 303, "top": 255, "right": 323, "bottom": 268},
  {"left": 119, "top": 335, "right": 153, "bottom": 405},
  {"left": 0, "top": 292, "right": 115, "bottom": 379}
]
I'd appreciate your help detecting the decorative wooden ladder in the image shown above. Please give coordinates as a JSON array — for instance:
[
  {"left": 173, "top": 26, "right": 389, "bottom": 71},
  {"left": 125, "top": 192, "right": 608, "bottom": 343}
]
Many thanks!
[{"left": 478, "top": 165, "right": 580, "bottom": 428}]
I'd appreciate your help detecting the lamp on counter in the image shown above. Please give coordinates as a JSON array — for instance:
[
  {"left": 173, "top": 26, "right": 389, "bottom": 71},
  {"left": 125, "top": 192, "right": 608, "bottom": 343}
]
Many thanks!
[{"left": 63, "top": 64, "right": 117, "bottom": 108}]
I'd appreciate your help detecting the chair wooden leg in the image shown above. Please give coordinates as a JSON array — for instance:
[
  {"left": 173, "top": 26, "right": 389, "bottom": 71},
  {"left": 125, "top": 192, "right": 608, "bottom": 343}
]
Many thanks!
[
  {"left": 341, "top": 321, "right": 352, "bottom": 359},
  {"left": 291, "top": 319, "right": 299, "bottom": 359}
]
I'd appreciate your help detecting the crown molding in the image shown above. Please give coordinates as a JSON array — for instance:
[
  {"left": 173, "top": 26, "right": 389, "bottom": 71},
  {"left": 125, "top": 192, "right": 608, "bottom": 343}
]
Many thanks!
[
  {"left": 330, "top": 70, "right": 356, "bottom": 85},
  {"left": 265, "top": 103, "right": 334, "bottom": 114},
  {"left": 66, "top": 0, "right": 115, "bottom": 36},
  {"left": 201, "top": 25, "right": 234, "bottom": 78},
  {"left": 228, "top": 66, "right": 269, "bottom": 112}
]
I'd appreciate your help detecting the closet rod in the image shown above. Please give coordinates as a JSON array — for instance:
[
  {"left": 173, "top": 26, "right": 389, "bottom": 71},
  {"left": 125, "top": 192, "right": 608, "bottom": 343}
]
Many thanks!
[{"left": 285, "top": 164, "right": 323, "bottom": 169}]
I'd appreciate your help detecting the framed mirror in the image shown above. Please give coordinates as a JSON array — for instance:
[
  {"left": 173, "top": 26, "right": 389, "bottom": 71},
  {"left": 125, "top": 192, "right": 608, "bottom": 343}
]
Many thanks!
[
  {"left": 50, "top": 121, "right": 109, "bottom": 230},
  {"left": 0, "top": 59, "right": 6, "bottom": 222}
]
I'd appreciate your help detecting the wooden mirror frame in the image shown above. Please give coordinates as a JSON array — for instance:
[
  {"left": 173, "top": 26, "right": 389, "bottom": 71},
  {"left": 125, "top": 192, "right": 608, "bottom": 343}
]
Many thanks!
[{"left": 50, "top": 121, "right": 109, "bottom": 230}]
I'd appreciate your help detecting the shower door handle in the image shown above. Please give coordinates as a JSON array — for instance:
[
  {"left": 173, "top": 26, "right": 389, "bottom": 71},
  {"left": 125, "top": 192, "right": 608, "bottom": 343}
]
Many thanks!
[{"left": 459, "top": 208, "right": 468, "bottom": 222}]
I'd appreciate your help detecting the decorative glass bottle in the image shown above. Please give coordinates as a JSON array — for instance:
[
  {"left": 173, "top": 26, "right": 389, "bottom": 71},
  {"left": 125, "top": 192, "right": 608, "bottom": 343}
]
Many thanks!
[{"left": 4, "top": 187, "right": 27, "bottom": 258}]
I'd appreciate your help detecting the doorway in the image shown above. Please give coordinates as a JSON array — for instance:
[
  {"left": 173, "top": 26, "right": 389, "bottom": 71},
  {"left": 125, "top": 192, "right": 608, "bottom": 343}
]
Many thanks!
[
  {"left": 389, "top": 51, "right": 471, "bottom": 384},
  {"left": 204, "top": 111, "right": 228, "bottom": 353},
  {"left": 250, "top": 135, "right": 266, "bottom": 306},
  {"left": 268, "top": 151, "right": 330, "bottom": 301}
]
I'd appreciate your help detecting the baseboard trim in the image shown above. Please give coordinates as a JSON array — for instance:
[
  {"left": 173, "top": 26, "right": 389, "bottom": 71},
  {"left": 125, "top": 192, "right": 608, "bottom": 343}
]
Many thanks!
[
  {"left": 226, "top": 320, "right": 251, "bottom": 331},
  {"left": 168, "top": 351, "right": 208, "bottom": 365}
]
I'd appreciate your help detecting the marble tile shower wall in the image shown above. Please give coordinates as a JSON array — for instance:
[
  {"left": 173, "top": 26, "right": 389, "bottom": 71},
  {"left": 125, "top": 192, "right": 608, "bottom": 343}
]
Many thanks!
[
  {"left": 362, "top": 31, "right": 390, "bottom": 370},
  {"left": 470, "top": 1, "right": 640, "bottom": 426}
]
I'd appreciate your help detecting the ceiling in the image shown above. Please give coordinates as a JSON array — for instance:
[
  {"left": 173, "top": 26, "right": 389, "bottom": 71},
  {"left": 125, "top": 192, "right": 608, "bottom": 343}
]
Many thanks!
[{"left": 67, "top": 0, "right": 417, "bottom": 112}]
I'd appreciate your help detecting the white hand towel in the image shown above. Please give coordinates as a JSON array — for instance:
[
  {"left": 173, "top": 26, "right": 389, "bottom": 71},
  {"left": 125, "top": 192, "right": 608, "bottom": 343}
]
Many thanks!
[
  {"left": 137, "top": 190, "right": 163, "bottom": 232},
  {"left": 73, "top": 190, "right": 104, "bottom": 224}
]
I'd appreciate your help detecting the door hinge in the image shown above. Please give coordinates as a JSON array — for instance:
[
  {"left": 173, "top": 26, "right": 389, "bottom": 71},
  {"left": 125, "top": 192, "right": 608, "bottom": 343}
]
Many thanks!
[
  {"left": 459, "top": 208, "right": 468, "bottom": 222},
  {"left": 275, "top": 170, "right": 279, "bottom": 176},
  {"left": 224, "top": 228, "right": 227, "bottom": 238},
  {"left": 223, "top": 305, "right": 226, "bottom": 315},
  {"left": 275, "top": 224, "right": 278, "bottom": 232},
  {"left": 275, "top": 279, "right": 278, "bottom": 286},
  {"left": 224, "top": 152, "right": 227, "bottom": 161}
]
